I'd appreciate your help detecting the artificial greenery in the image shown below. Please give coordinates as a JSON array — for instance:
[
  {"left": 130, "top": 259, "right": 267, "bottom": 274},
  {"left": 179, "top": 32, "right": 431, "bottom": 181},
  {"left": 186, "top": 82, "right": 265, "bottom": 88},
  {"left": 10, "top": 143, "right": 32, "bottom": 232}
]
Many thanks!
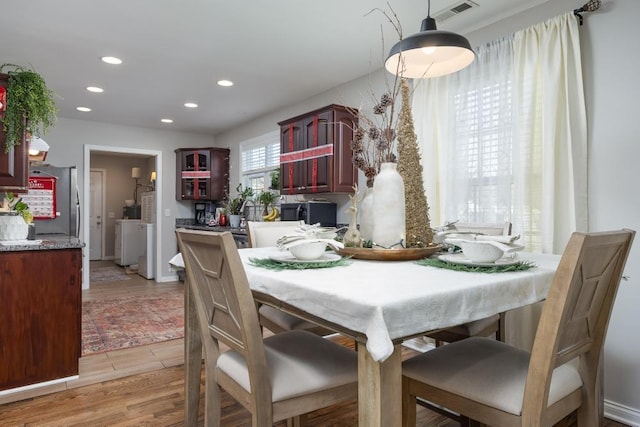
[
  {"left": 0, "top": 64, "right": 57, "bottom": 153},
  {"left": 416, "top": 257, "right": 537, "bottom": 273},
  {"left": 258, "top": 190, "right": 277, "bottom": 215},
  {"left": 224, "top": 183, "right": 254, "bottom": 215},
  {"left": 269, "top": 169, "right": 280, "bottom": 190},
  {"left": 3, "top": 192, "right": 33, "bottom": 223},
  {"left": 249, "top": 256, "right": 352, "bottom": 270}
]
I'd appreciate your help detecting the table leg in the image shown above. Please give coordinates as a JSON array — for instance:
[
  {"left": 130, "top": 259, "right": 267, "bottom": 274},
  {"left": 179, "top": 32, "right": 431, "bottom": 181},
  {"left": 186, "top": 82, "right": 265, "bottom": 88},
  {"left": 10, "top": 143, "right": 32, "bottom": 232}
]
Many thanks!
[
  {"left": 185, "top": 279, "right": 203, "bottom": 427},
  {"left": 358, "top": 342, "right": 402, "bottom": 427}
]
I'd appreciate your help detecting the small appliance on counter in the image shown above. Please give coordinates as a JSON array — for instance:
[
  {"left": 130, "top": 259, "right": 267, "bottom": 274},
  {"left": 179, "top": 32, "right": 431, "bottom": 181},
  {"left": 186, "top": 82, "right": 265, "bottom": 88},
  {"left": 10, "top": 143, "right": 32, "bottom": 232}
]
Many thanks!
[
  {"left": 194, "top": 201, "right": 216, "bottom": 225},
  {"left": 195, "top": 202, "right": 207, "bottom": 225},
  {"left": 122, "top": 204, "right": 141, "bottom": 219},
  {"left": 280, "top": 201, "right": 337, "bottom": 227}
]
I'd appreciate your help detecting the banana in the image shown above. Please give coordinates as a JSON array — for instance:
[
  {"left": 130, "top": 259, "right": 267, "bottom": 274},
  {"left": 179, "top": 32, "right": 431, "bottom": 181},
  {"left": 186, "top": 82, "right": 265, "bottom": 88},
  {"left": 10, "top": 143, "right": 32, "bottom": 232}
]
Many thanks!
[
  {"left": 273, "top": 207, "right": 280, "bottom": 219},
  {"left": 262, "top": 208, "right": 277, "bottom": 221}
]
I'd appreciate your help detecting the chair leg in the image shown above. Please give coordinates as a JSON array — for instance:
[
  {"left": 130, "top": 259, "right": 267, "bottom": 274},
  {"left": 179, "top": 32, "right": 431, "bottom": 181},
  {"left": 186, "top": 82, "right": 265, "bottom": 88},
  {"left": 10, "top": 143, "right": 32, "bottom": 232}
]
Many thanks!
[
  {"left": 460, "top": 416, "right": 483, "bottom": 427},
  {"left": 497, "top": 311, "right": 506, "bottom": 342},
  {"left": 402, "top": 377, "right": 417, "bottom": 426},
  {"left": 286, "top": 414, "right": 309, "bottom": 427}
]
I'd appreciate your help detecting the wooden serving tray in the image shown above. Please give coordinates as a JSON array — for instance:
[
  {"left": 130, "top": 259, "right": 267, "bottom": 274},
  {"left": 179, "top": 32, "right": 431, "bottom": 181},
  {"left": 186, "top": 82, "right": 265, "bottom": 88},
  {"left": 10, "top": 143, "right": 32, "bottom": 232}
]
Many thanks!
[{"left": 336, "top": 245, "right": 441, "bottom": 261}]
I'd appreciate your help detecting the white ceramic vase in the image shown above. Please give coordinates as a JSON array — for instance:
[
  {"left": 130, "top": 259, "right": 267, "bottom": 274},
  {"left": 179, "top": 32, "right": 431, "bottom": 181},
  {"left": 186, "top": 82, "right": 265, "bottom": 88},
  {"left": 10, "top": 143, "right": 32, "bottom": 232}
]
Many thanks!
[
  {"left": 358, "top": 186, "right": 374, "bottom": 243},
  {"left": 0, "top": 214, "right": 29, "bottom": 241},
  {"left": 371, "top": 162, "right": 406, "bottom": 248}
]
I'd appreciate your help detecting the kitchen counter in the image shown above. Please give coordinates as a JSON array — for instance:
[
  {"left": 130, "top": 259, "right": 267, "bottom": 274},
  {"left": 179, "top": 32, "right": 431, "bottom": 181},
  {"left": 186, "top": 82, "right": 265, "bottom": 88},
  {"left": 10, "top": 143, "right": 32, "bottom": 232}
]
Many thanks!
[
  {"left": 0, "top": 235, "right": 84, "bottom": 252},
  {"left": 177, "top": 224, "right": 247, "bottom": 234},
  {"left": 175, "top": 220, "right": 248, "bottom": 248}
]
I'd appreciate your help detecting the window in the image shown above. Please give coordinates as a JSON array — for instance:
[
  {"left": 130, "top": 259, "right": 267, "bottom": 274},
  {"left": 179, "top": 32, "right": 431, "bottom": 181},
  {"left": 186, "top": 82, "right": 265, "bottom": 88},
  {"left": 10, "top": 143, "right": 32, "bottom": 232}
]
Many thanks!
[
  {"left": 452, "top": 79, "right": 514, "bottom": 225},
  {"left": 240, "top": 130, "right": 280, "bottom": 193},
  {"left": 415, "top": 13, "right": 587, "bottom": 253}
]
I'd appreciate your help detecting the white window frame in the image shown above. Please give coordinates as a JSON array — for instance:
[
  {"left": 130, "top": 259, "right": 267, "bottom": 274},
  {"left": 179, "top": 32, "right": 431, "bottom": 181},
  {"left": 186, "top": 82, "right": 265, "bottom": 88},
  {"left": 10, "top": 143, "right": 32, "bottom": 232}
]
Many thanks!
[{"left": 239, "top": 130, "right": 280, "bottom": 195}]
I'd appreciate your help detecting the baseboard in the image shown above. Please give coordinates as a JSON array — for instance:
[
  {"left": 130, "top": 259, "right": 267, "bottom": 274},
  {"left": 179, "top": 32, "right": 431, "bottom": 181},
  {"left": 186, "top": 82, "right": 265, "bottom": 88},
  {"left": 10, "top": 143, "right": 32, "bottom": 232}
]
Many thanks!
[
  {"left": 159, "top": 273, "right": 180, "bottom": 283},
  {"left": 605, "top": 399, "right": 640, "bottom": 426}
]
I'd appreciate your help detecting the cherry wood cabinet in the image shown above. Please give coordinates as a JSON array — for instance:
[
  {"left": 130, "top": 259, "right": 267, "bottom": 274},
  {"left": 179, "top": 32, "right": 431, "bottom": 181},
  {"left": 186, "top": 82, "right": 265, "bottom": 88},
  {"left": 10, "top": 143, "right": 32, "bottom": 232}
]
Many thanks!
[
  {"left": 0, "top": 248, "right": 82, "bottom": 391},
  {"left": 278, "top": 104, "right": 357, "bottom": 195},
  {"left": 0, "top": 73, "right": 29, "bottom": 193},
  {"left": 175, "top": 147, "right": 229, "bottom": 201}
]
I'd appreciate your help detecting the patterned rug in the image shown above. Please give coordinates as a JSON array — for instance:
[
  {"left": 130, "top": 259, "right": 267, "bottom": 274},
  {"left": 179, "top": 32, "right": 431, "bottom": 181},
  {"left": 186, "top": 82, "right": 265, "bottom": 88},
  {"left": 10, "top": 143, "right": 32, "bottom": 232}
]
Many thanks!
[
  {"left": 82, "top": 289, "right": 184, "bottom": 355},
  {"left": 90, "top": 265, "right": 131, "bottom": 283}
]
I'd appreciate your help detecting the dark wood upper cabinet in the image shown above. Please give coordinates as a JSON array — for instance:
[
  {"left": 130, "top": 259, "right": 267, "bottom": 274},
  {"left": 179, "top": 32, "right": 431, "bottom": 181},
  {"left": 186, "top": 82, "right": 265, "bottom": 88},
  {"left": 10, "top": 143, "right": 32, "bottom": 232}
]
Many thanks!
[
  {"left": 175, "top": 147, "right": 229, "bottom": 201},
  {"left": 0, "top": 73, "right": 28, "bottom": 193},
  {"left": 278, "top": 104, "right": 358, "bottom": 195}
]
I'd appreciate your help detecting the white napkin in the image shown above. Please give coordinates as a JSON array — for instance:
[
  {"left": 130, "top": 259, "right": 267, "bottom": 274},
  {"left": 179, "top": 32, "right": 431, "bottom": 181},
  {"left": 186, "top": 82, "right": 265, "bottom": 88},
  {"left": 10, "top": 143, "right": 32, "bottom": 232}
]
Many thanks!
[
  {"left": 278, "top": 237, "right": 344, "bottom": 252},
  {"left": 444, "top": 237, "right": 524, "bottom": 253},
  {"left": 475, "top": 234, "right": 521, "bottom": 244}
]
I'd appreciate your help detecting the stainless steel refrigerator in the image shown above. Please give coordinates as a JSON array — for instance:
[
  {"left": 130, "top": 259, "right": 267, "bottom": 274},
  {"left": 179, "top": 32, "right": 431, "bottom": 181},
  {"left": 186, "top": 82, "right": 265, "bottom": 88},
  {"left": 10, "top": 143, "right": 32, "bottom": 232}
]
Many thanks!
[{"left": 26, "top": 165, "right": 80, "bottom": 237}]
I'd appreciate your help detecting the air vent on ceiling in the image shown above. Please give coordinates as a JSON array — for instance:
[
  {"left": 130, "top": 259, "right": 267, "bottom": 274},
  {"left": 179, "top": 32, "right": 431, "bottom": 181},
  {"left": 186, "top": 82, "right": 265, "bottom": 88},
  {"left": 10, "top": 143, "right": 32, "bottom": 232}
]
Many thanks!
[{"left": 433, "top": 0, "right": 479, "bottom": 23}]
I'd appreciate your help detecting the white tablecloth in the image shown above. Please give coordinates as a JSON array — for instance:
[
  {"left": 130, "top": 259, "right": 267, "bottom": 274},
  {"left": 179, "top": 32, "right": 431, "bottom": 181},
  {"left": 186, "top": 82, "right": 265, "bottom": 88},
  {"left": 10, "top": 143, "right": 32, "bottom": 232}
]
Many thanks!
[{"left": 240, "top": 247, "right": 560, "bottom": 362}]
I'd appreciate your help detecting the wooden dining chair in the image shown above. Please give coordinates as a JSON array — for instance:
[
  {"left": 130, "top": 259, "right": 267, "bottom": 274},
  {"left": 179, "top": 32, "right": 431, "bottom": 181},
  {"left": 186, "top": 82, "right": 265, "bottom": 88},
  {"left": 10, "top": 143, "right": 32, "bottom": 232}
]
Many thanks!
[
  {"left": 402, "top": 229, "right": 635, "bottom": 427},
  {"left": 247, "top": 220, "right": 334, "bottom": 336},
  {"left": 425, "top": 221, "right": 512, "bottom": 346},
  {"left": 176, "top": 229, "right": 358, "bottom": 427}
]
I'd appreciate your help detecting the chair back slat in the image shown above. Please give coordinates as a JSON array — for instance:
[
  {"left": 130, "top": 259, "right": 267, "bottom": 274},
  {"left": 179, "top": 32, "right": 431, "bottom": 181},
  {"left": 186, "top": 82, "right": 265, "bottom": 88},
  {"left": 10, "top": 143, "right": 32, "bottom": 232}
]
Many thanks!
[
  {"left": 247, "top": 220, "right": 305, "bottom": 248},
  {"left": 523, "top": 229, "right": 635, "bottom": 420},
  {"left": 177, "top": 230, "right": 266, "bottom": 360}
]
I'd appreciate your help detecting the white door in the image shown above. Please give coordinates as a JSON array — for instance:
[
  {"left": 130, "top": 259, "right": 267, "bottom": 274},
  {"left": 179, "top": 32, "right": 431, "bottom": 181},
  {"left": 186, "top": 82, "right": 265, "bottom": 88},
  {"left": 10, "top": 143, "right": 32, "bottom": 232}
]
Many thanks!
[{"left": 89, "top": 170, "right": 105, "bottom": 260}]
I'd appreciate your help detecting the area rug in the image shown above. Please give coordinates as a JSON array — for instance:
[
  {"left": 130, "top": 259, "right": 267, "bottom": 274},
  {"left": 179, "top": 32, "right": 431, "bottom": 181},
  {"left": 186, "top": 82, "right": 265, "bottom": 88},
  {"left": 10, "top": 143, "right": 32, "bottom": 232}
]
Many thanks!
[
  {"left": 90, "top": 265, "right": 131, "bottom": 283},
  {"left": 82, "top": 289, "right": 184, "bottom": 355}
]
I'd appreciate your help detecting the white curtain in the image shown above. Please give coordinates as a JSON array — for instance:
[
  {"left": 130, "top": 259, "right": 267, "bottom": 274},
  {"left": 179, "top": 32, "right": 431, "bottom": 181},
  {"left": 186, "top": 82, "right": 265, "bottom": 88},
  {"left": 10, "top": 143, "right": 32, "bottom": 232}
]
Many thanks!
[
  {"left": 413, "top": 13, "right": 587, "bottom": 350},
  {"left": 414, "top": 12, "right": 587, "bottom": 255}
]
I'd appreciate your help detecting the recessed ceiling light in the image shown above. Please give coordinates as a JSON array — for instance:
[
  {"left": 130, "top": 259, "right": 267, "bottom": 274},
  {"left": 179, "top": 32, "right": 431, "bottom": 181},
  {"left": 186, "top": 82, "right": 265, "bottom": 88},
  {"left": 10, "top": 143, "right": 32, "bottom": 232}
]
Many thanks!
[
  {"left": 76, "top": 107, "right": 92, "bottom": 112},
  {"left": 86, "top": 86, "right": 104, "bottom": 93},
  {"left": 161, "top": 118, "right": 173, "bottom": 123},
  {"left": 184, "top": 102, "right": 198, "bottom": 108},
  {"left": 101, "top": 56, "right": 122, "bottom": 65},
  {"left": 217, "top": 80, "right": 234, "bottom": 87}
]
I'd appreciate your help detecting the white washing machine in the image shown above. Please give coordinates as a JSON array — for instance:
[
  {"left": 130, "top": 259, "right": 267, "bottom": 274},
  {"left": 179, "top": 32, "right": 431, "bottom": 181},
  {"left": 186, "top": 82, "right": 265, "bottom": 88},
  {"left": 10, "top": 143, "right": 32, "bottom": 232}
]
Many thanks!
[{"left": 138, "top": 223, "right": 155, "bottom": 279}]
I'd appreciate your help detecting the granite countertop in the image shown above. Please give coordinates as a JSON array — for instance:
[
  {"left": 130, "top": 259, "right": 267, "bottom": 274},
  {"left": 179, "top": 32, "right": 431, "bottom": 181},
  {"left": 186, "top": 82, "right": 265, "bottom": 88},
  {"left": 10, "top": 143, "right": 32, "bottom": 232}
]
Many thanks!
[{"left": 0, "top": 235, "right": 84, "bottom": 252}]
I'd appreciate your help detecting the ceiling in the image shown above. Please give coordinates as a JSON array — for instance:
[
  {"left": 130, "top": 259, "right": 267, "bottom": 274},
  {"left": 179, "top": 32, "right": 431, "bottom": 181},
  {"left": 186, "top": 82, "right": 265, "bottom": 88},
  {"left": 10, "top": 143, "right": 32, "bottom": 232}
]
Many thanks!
[{"left": 1, "top": 0, "right": 550, "bottom": 138}]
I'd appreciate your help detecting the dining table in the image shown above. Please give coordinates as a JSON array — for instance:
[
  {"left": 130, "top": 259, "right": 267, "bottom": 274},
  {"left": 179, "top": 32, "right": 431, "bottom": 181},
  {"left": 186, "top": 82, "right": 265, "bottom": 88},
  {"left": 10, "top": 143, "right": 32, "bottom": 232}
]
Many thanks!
[{"left": 183, "top": 246, "right": 561, "bottom": 427}]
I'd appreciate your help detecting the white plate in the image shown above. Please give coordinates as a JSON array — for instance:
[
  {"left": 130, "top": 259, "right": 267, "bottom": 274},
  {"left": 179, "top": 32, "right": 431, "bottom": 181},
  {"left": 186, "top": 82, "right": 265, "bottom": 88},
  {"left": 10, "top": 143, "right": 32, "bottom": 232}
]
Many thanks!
[
  {"left": 438, "top": 253, "right": 522, "bottom": 267},
  {"left": 269, "top": 252, "right": 342, "bottom": 264}
]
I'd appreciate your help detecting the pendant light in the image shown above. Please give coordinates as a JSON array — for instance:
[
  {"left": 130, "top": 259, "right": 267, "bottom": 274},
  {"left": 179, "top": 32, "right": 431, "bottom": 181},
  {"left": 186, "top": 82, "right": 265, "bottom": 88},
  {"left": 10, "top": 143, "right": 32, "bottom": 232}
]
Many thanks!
[{"left": 385, "top": 0, "right": 475, "bottom": 79}]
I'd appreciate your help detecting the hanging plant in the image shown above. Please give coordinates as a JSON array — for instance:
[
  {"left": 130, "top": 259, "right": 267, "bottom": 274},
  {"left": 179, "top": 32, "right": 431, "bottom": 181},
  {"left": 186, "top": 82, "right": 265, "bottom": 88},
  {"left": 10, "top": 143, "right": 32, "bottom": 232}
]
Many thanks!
[{"left": 0, "top": 64, "right": 57, "bottom": 153}]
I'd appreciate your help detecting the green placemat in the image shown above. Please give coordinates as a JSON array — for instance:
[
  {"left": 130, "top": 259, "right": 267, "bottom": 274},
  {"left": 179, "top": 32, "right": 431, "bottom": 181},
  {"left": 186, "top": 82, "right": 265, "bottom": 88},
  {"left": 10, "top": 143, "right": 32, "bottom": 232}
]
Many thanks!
[
  {"left": 249, "top": 257, "right": 352, "bottom": 271},
  {"left": 416, "top": 257, "right": 537, "bottom": 273}
]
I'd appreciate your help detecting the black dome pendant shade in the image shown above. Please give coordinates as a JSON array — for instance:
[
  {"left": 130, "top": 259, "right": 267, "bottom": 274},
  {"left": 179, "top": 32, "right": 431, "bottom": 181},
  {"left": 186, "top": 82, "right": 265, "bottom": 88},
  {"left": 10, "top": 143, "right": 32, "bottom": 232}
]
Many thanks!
[{"left": 385, "top": 11, "right": 475, "bottom": 79}]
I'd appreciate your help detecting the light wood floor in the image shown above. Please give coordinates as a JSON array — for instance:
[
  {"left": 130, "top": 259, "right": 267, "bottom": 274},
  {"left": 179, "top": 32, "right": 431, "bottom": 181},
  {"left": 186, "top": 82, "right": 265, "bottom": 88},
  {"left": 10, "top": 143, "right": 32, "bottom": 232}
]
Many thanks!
[{"left": 0, "top": 265, "right": 630, "bottom": 426}]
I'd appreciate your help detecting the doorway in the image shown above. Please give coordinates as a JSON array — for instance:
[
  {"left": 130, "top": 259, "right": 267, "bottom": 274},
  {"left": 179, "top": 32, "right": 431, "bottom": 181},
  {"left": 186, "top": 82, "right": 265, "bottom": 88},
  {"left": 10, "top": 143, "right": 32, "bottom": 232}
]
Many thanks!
[{"left": 82, "top": 145, "right": 163, "bottom": 290}]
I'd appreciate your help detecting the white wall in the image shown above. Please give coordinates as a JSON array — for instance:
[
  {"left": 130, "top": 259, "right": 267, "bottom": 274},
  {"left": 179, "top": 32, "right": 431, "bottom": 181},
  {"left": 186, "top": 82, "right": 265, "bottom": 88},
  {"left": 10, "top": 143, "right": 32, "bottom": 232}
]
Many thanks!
[
  {"left": 43, "top": 117, "right": 215, "bottom": 283},
  {"left": 215, "top": 1, "right": 640, "bottom": 422}
]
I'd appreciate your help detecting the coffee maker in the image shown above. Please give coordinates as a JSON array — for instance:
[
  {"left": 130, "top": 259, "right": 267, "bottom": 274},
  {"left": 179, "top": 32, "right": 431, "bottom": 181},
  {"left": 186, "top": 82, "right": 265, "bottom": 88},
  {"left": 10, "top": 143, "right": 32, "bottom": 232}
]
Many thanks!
[{"left": 194, "top": 202, "right": 207, "bottom": 225}]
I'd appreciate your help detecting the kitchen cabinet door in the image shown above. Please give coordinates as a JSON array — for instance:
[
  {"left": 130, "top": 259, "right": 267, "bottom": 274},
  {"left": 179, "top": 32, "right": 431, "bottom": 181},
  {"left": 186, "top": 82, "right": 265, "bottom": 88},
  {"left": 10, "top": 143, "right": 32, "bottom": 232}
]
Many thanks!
[
  {"left": 278, "top": 104, "right": 357, "bottom": 195},
  {"left": 175, "top": 148, "right": 229, "bottom": 201},
  {"left": 0, "top": 248, "right": 81, "bottom": 391}
]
